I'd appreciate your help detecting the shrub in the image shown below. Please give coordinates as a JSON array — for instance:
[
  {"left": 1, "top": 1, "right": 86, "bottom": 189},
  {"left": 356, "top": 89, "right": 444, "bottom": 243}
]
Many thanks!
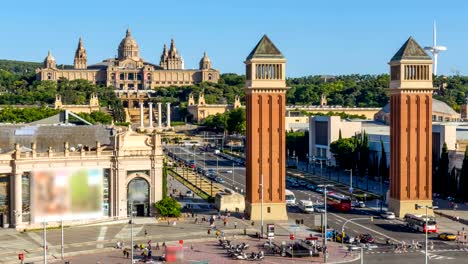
[{"left": 154, "top": 197, "right": 181, "bottom": 217}]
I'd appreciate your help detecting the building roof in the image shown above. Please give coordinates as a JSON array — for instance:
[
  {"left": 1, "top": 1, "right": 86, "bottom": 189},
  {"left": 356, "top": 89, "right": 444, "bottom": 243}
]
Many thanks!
[
  {"left": 0, "top": 125, "right": 113, "bottom": 153},
  {"left": 380, "top": 98, "right": 458, "bottom": 116},
  {"left": 246, "top": 35, "right": 284, "bottom": 60},
  {"left": 390, "top": 37, "right": 432, "bottom": 62}
]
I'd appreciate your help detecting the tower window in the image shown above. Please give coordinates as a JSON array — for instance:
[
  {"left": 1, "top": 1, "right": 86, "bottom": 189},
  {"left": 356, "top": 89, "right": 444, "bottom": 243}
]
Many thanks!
[
  {"left": 128, "top": 73, "right": 135, "bottom": 80},
  {"left": 391, "top": 66, "right": 400, "bottom": 80},
  {"left": 120, "top": 73, "right": 124, "bottom": 80}
]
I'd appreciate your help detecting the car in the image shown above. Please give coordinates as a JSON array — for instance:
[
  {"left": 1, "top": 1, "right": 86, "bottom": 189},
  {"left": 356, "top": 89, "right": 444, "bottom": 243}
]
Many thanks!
[
  {"left": 438, "top": 232, "right": 456, "bottom": 241},
  {"left": 223, "top": 170, "right": 233, "bottom": 173},
  {"left": 215, "top": 177, "right": 225, "bottom": 183},
  {"left": 314, "top": 205, "right": 326, "bottom": 213},
  {"left": 381, "top": 211, "right": 396, "bottom": 220},
  {"left": 306, "top": 184, "right": 317, "bottom": 191},
  {"left": 336, "top": 233, "right": 354, "bottom": 244},
  {"left": 358, "top": 234, "right": 374, "bottom": 244},
  {"left": 358, "top": 201, "right": 366, "bottom": 208},
  {"left": 185, "top": 190, "right": 194, "bottom": 198},
  {"left": 316, "top": 188, "right": 324, "bottom": 193}
]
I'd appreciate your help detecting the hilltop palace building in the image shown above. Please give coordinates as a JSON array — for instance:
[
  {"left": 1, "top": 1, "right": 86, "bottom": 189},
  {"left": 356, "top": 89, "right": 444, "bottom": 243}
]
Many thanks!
[{"left": 36, "top": 28, "right": 219, "bottom": 90}]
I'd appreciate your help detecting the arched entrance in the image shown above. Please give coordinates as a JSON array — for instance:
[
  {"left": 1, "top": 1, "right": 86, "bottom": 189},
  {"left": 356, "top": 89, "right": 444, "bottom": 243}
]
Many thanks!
[{"left": 127, "top": 177, "right": 150, "bottom": 217}]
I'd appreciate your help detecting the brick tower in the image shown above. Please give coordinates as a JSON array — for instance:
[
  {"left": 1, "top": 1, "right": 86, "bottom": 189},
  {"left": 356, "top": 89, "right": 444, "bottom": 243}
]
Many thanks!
[
  {"left": 388, "top": 37, "right": 435, "bottom": 217},
  {"left": 245, "top": 35, "right": 288, "bottom": 221}
]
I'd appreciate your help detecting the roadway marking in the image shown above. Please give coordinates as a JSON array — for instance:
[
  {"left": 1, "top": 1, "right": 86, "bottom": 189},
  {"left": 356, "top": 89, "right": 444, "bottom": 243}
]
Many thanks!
[
  {"left": 330, "top": 212, "right": 402, "bottom": 243},
  {"left": 96, "top": 226, "right": 108, "bottom": 249},
  {"left": 421, "top": 250, "right": 455, "bottom": 260}
]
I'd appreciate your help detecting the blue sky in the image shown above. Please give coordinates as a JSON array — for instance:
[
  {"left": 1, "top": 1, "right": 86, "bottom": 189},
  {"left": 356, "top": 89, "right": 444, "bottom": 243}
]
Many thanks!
[{"left": 1, "top": 0, "right": 466, "bottom": 77}]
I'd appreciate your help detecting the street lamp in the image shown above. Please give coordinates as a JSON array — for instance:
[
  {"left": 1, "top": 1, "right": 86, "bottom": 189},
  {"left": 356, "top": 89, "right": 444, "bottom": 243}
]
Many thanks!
[
  {"left": 318, "top": 184, "right": 333, "bottom": 263},
  {"left": 260, "top": 174, "right": 264, "bottom": 239},
  {"left": 416, "top": 204, "right": 438, "bottom": 264}
]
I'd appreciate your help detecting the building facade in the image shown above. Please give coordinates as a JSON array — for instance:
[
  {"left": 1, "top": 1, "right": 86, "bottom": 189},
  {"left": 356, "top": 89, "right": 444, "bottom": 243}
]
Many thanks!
[
  {"left": 388, "top": 37, "right": 434, "bottom": 217},
  {"left": 0, "top": 125, "right": 163, "bottom": 229},
  {"left": 187, "top": 93, "right": 242, "bottom": 122},
  {"left": 245, "top": 35, "right": 288, "bottom": 221},
  {"left": 36, "top": 29, "right": 219, "bottom": 90}
]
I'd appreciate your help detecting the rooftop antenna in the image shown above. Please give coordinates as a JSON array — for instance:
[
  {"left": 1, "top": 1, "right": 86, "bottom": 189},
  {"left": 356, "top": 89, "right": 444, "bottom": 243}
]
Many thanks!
[{"left": 424, "top": 20, "right": 447, "bottom": 76}]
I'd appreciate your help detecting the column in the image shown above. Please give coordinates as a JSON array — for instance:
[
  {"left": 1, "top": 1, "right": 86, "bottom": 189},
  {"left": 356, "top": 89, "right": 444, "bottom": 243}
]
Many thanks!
[
  {"left": 140, "top": 102, "right": 144, "bottom": 128},
  {"left": 12, "top": 172, "right": 22, "bottom": 227},
  {"left": 166, "top": 102, "right": 171, "bottom": 128},
  {"left": 157, "top": 103, "right": 162, "bottom": 128},
  {"left": 149, "top": 103, "right": 154, "bottom": 128}
]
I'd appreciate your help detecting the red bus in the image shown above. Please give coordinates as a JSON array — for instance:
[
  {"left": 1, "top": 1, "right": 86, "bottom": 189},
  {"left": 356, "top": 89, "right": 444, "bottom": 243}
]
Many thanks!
[
  {"left": 327, "top": 196, "right": 351, "bottom": 212},
  {"left": 404, "top": 214, "right": 438, "bottom": 233}
]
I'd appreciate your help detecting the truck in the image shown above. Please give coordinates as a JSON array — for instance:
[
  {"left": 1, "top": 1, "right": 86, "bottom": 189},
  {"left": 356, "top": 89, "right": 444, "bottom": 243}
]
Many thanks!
[{"left": 298, "top": 200, "right": 314, "bottom": 213}]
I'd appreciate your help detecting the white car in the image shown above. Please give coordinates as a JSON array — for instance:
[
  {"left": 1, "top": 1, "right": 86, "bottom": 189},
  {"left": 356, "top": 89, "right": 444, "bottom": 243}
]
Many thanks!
[
  {"left": 381, "top": 211, "right": 396, "bottom": 220},
  {"left": 185, "top": 190, "right": 194, "bottom": 198},
  {"left": 223, "top": 170, "right": 233, "bottom": 173}
]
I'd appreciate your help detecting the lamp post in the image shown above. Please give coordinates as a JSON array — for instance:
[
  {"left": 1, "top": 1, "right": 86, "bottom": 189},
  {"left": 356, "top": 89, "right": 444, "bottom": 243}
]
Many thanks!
[
  {"left": 43, "top": 221, "right": 47, "bottom": 264},
  {"left": 130, "top": 201, "right": 134, "bottom": 264},
  {"left": 318, "top": 184, "right": 333, "bottom": 263},
  {"left": 260, "top": 174, "right": 264, "bottom": 238},
  {"left": 416, "top": 204, "right": 438, "bottom": 264}
]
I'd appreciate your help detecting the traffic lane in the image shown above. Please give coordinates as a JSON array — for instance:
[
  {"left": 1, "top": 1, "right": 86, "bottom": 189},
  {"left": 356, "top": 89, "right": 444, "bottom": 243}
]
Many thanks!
[{"left": 291, "top": 188, "right": 438, "bottom": 244}]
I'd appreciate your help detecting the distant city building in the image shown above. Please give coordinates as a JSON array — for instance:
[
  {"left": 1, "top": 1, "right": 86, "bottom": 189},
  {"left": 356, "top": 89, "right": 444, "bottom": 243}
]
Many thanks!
[
  {"left": 36, "top": 28, "right": 219, "bottom": 90},
  {"left": 54, "top": 93, "right": 100, "bottom": 114},
  {"left": 187, "top": 93, "right": 242, "bottom": 122},
  {"left": 374, "top": 98, "right": 461, "bottom": 124}
]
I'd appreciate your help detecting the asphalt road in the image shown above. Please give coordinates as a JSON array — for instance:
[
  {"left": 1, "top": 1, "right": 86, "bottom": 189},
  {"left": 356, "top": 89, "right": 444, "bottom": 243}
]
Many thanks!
[{"left": 165, "top": 145, "right": 468, "bottom": 261}]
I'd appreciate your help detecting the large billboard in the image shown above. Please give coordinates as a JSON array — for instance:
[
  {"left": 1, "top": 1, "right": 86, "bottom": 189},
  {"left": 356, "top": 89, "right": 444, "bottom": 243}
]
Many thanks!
[{"left": 31, "top": 168, "right": 103, "bottom": 223}]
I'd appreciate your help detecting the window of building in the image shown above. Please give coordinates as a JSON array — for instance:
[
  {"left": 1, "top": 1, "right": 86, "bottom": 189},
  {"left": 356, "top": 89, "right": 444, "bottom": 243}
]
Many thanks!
[
  {"left": 267, "top": 207, "right": 271, "bottom": 213},
  {"left": 138, "top": 84, "right": 142, "bottom": 89},
  {"left": 120, "top": 73, "right": 125, "bottom": 80},
  {"left": 128, "top": 84, "right": 134, "bottom": 89},
  {"left": 208, "top": 74, "right": 213, "bottom": 81},
  {"left": 111, "top": 73, "right": 115, "bottom": 80},
  {"left": 315, "top": 121, "right": 329, "bottom": 145},
  {"left": 438, "top": 116, "right": 443, "bottom": 122},
  {"left": 47, "top": 73, "right": 52, "bottom": 80},
  {"left": 22, "top": 173, "right": 30, "bottom": 222},
  {"left": 119, "top": 84, "right": 124, "bottom": 90},
  {"left": 432, "top": 115, "right": 436, "bottom": 121},
  {"left": 137, "top": 74, "right": 142, "bottom": 81},
  {"left": 128, "top": 73, "right": 135, "bottom": 80},
  {"left": 103, "top": 169, "right": 110, "bottom": 216}
]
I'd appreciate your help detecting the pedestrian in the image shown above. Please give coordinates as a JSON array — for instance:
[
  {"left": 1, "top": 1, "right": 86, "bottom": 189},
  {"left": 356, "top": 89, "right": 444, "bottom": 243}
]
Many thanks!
[
  {"left": 122, "top": 249, "right": 127, "bottom": 258},
  {"left": 162, "top": 242, "right": 166, "bottom": 249},
  {"left": 207, "top": 228, "right": 211, "bottom": 235},
  {"left": 148, "top": 249, "right": 152, "bottom": 259},
  {"left": 223, "top": 218, "right": 227, "bottom": 227},
  {"left": 195, "top": 217, "right": 198, "bottom": 224},
  {"left": 234, "top": 221, "right": 238, "bottom": 229},
  {"left": 147, "top": 240, "right": 152, "bottom": 249},
  {"left": 126, "top": 250, "right": 130, "bottom": 259},
  {"left": 155, "top": 242, "right": 160, "bottom": 250},
  {"left": 216, "top": 230, "right": 220, "bottom": 239},
  {"left": 144, "top": 229, "right": 148, "bottom": 236},
  {"left": 251, "top": 221, "right": 255, "bottom": 226}
]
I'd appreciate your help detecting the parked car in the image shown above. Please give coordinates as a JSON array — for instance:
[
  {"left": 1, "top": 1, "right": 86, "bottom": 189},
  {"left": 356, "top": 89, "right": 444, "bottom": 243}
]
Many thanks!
[
  {"left": 314, "top": 205, "right": 326, "bottom": 213},
  {"left": 223, "top": 170, "right": 233, "bottom": 173},
  {"left": 438, "top": 232, "right": 456, "bottom": 241},
  {"left": 358, "top": 234, "right": 375, "bottom": 244},
  {"left": 381, "top": 211, "right": 396, "bottom": 220},
  {"left": 185, "top": 190, "right": 194, "bottom": 198},
  {"left": 215, "top": 177, "right": 225, "bottom": 183}
]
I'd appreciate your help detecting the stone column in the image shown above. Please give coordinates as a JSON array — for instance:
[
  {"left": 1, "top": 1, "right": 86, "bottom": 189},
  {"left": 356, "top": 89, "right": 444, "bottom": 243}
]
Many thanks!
[
  {"left": 140, "top": 102, "right": 144, "bottom": 128},
  {"left": 12, "top": 172, "right": 22, "bottom": 227},
  {"left": 166, "top": 102, "right": 171, "bottom": 128},
  {"left": 157, "top": 103, "right": 162, "bottom": 128},
  {"left": 149, "top": 103, "right": 154, "bottom": 128}
]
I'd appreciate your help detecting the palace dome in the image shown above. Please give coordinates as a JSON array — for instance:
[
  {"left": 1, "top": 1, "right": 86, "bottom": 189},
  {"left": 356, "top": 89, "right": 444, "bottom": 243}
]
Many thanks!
[{"left": 118, "top": 28, "right": 140, "bottom": 60}]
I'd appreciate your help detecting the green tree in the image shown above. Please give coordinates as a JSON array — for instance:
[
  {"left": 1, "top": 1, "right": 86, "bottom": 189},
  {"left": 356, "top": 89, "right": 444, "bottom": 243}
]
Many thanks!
[
  {"left": 459, "top": 149, "right": 468, "bottom": 201},
  {"left": 154, "top": 197, "right": 181, "bottom": 217},
  {"left": 379, "top": 140, "right": 388, "bottom": 181},
  {"left": 330, "top": 138, "right": 356, "bottom": 169},
  {"left": 435, "top": 143, "right": 450, "bottom": 195},
  {"left": 227, "top": 108, "right": 246, "bottom": 134},
  {"left": 286, "top": 131, "right": 309, "bottom": 160}
]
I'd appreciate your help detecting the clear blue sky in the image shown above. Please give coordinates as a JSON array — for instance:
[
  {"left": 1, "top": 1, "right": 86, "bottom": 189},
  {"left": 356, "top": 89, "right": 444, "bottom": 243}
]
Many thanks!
[{"left": 1, "top": 0, "right": 466, "bottom": 77}]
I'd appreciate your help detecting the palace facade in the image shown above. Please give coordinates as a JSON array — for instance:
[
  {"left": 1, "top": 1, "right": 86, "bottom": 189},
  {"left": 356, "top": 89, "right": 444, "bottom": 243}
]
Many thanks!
[{"left": 36, "top": 28, "right": 219, "bottom": 90}]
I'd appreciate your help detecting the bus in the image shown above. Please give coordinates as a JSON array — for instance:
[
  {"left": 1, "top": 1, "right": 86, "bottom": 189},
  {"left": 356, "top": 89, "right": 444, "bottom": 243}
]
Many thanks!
[
  {"left": 285, "top": 189, "right": 296, "bottom": 205},
  {"left": 327, "top": 196, "right": 351, "bottom": 212},
  {"left": 404, "top": 214, "right": 438, "bottom": 233}
]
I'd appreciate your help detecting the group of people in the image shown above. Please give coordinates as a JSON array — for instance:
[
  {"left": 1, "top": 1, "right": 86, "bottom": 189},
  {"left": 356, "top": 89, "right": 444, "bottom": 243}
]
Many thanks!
[{"left": 118, "top": 240, "right": 166, "bottom": 262}]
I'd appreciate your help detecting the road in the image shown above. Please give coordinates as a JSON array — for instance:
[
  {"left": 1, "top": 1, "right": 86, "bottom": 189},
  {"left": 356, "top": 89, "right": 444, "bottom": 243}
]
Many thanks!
[{"left": 165, "top": 145, "right": 468, "bottom": 262}]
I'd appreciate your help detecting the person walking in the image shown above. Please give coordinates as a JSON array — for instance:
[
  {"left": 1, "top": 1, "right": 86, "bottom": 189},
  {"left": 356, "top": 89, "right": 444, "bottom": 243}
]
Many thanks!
[
  {"left": 234, "top": 221, "right": 238, "bottom": 229},
  {"left": 223, "top": 218, "right": 227, "bottom": 227}
]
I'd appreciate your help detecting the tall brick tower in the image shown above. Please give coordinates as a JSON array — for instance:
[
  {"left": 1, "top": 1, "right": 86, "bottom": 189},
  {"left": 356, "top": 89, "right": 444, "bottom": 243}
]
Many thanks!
[
  {"left": 245, "top": 35, "right": 288, "bottom": 221},
  {"left": 388, "top": 37, "right": 435, "bottom": 217}
]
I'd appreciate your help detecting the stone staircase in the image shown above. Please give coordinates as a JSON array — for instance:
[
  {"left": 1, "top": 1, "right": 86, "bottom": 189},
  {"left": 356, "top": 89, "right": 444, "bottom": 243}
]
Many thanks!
[{"left": 125, "top": 108, "right": 157, "bottom": 127}]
